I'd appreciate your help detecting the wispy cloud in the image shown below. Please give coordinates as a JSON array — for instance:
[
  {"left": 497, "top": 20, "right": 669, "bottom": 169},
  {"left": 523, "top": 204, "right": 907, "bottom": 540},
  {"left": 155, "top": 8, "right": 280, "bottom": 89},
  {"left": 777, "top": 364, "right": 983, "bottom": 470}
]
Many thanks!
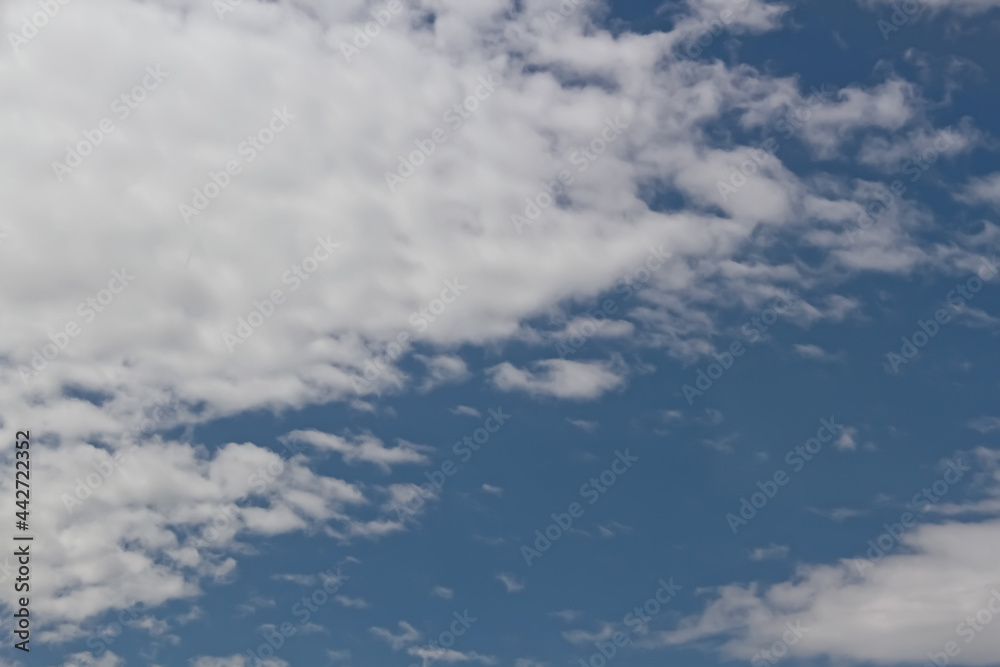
[{"left": 497, "top": 572, "right": 525, "bottom": 593}]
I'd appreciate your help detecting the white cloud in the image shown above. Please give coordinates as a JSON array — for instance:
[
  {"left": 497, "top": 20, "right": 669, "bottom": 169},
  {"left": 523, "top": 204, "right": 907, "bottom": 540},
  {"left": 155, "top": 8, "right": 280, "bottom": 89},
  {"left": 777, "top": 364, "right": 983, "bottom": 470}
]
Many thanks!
[
  {"left": 335, "top": 595, "right": 369, "bottom": 609},
  {"left": 969, "top": 417, "right": 1000, "bottom": 434},
  {"left": 549, "top": 609, "right": 582, "bottom": 623},
  {"left": 567, "top": 418, "right": 599, "bottom": 432},
  {"left": 749, "top": 544, "right": 789, "bottom": 561},
  {"left": 406, "top": 647, "right": 496, "bottom": 667},
  {"left": 191, "top": 658, "right": 288, "bottom": 667},
  {"left": 654, "top": 453, "right": 1000, "bottom": 665},
  {"left": 857, "top": 122, "right": 980, "bottom": 172},
  {"left": 481, "top": 484, "right": 503, "bottom": 496},
  {"left": 497, "top": 572, "right": 525, "bottom": 593},
  {"left": 959, "top": 173, "right": 1000, "bottom": 208},
  {"left": 430, "top": 585, "right": 454, "bottom": 600},
  {"left": 450, "top": 405, "right": 482, "bottom": 418},
  {"left": 61, "top": 652, "right": 126, "bottom": 667},
  {"left": 807, "top": 506, "right": 870, "bottom": 522},
  {"left": 563, "top": 624, "right": 615, "bottom": 646},
  {"left": 793, "top": 343, "right": 845, "bottom": 363},
  {"left": 281, "top": 429, "right": 432, "bottom": 471},
  {"left": 488, "top": 358, "right": 627, "bottom": 400},
  {"left": 835, "top": 426, "right": 858, "bottom": 451},
  {"left": 861, "top": 0, "right": 1000, "bottom": 14},
  {"left": 370, "top": 621, "right": 421, "bottom": 650},
  {"left": 415, "top": 354, "right": 471, "bottom": 392}
]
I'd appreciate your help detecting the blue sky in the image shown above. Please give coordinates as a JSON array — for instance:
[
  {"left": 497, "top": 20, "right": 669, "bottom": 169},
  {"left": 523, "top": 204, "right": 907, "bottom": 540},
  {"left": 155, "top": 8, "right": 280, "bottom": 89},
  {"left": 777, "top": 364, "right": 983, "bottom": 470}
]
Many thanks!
[{"left": 3, "top": 0, "right": 1000, "bottom": 666}]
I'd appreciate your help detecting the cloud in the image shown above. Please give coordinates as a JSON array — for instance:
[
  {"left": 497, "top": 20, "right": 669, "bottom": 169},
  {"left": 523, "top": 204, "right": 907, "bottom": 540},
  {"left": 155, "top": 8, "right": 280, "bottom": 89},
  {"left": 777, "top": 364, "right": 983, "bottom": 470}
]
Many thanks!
[
  {"left": 481, "top": 484, "right": 503, "bottom": 496},
  {"left": 793, "top": 343, "right": 845, "bottom": 363},
  {"left": 281, "top": 429, "right": 432, "bottom": 471},
  {"left": 191, "top": 658, "right": 288, "bottom": 667},
  {"left": 61, "top": 652, "right": 127, "bottom": 667},
  {"left": 335, "top": 595, "right": 369, "bottom": 609},
  {"left": 807, "top": 506, "right": 870, "bottom": 522},
  {"left": 415, "top": 354, "right": 471, "bottom": 392},
  {"left": 488, "top": 358, "right": 627, "bottom": 400},
  {"left": 567, "top": 418, "right": 599, "bottom": 433},
  {"left": 749, "top": 544, "right": 789, "bottom": 561},
  {"left": 430, "top": 586, "right": 454, "bottom": 600},
  {"left": 968, "top": 417, "right": 1000, "bottom": 434},
  {"left": 326, "top": 650, "right": 351, "bottom": 664},
  {"left": 549, "top": 610, "right": 582, "bottom": 623},
  {"left": 654, "top": 464, "right": 1000, "bottom": 666},
  {"left": 835, "top": 426, "right": 859, "bottom": 451},
  {"left": 861, "top": 0, "right": 1000, "bottom": 14},
  {"left": 497, "top": 572, "right": 525, "bottom": 593},
  {"left": 857, "top": 122, "right": 980, "bottom": 172},
  {"left": 450, "top": 406, "right": 482, "bottom": 418},
  {"left": 958, "top": 173, "right": 1000, "bottom": 209},
  {"left": 406, "top": 647, "right": 497, "bottom": 667},
  {"left": 563, "top": 624, "right": 615, "bottom": 646},
  {"left": 370, "top": 621, "right": 421, "bottom": 650}
]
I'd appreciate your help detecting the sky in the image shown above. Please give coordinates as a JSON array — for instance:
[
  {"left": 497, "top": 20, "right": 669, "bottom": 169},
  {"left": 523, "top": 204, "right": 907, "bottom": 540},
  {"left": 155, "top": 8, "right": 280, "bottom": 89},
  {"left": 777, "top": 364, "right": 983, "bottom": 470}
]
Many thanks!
[{"left": 2, "top": 0, "right": 1000, "bottom": 666}]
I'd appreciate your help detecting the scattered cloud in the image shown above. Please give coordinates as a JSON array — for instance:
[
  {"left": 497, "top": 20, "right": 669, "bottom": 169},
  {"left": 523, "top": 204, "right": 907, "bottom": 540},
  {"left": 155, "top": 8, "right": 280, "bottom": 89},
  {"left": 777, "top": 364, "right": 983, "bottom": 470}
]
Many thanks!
[
  {"left": 370, "top": 621, "right": 421, "bottom": 651},
  {"left": 497, "top": 573, "right": 525, "bottom": 593},
  {"left": 488, "top": 358, "right": 627, "bottom": 400}
]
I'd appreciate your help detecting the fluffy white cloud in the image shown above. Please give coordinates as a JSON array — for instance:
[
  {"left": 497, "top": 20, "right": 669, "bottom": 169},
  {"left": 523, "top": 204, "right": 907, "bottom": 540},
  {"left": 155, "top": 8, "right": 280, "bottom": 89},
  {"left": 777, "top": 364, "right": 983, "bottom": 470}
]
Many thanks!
[{"left": 488, "top": 358, "right": 627, "bottom": 399}]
